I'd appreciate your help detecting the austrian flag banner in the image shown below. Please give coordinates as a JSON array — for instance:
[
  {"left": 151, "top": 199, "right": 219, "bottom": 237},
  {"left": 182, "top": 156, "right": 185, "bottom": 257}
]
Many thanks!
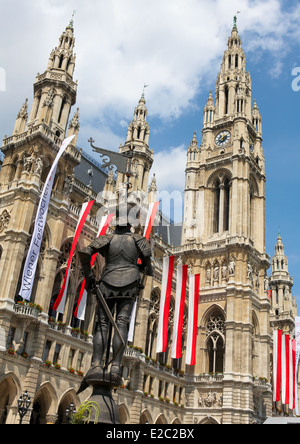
[
  {"left": 53, "top": 200, "right": 95, "bottom": 314},
  {"left": 273, "top": 329, "right": 282, "bottom": 403},
  {"left": 74, "top": 213, "right": 114, "bottom": 320},
  {"left": 19, "top": 135, "right": 75, "bottom": 301},
  {"left": 171, "top": 264, "right": 188, "bottom": 360},
  {"left": 144, "top": 201, "right": 160, "bottom": 241},
  {"left": 156, "top": 255, "right": 175, "bottom": 354},
  {"left": 186, "top": 274, "right": 200, "bottom": 366}
]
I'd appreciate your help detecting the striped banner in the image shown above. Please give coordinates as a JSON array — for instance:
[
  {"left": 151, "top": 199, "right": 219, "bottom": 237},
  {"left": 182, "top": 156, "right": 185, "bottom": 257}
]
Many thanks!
[
  {"left": 290, "top": 339, "right": 296, "bottom": 410},
  {"left": 144, "top": 201, "right": 160, "bottom": 240},
  {"left": 282, "top": 334, "right": 290, "bottom": 406},
  {"left": 53, "top": 200, "right": 95, "bottom": 314},
  {"left": 295, "top": 317, "right": 300, "bottom": 415},
  {"left": 171, "top": 264, "right": 188, "bottom": 360},
  {"left": 273, "top": 329, "right": 282, "bottom": 403},
  {"left": 186, "top": 274, "right": 200, "bottom": 366},
  {"left": 74, "top": 213, "right": 114, "bottom": 320},
  {"left": 156, "top": 255, "right": 175, "bottom": 354}
]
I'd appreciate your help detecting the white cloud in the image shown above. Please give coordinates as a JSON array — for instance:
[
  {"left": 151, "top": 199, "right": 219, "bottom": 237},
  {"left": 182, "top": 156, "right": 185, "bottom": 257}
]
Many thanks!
[
  {"left": 151, "top": 145, "right": 187, "bottom": 193},
  {"left": 1, "top": 0, "right": 300, "bottom": 150}
]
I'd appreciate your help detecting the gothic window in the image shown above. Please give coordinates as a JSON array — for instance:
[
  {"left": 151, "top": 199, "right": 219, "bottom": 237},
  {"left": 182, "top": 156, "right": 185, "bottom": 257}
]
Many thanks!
[
  {"left": 66, "top": 58, "right": 71, "bottom": 72},
  {"left": 58, "top": 54, "right": 64, "bottom": 69},
  {"left": 33, "top": 92, "right": 41, "bottom": 121},
  {"left": 213, "top": 179, "right": 220, "bottom": 233},
  {"left": 58, "top": 96, "right": 67, "bottom": 124},
  {"left": 223, "top": 178, "right": 230, "bottom": 232},
  {"left": 235, "top": 54, "right": 239, "bottom": 68},
  {"left": 213, "top": 176, "right": 231, "bottom": 234},
  {"left": 225, "top": 86, "right": 229, "bottom": 114},
  {"left": 206, "top": 314, "right": 225, "bottom": 373},
  {"left": 228, "top": 55, "right": 231, "bottom": 69}
]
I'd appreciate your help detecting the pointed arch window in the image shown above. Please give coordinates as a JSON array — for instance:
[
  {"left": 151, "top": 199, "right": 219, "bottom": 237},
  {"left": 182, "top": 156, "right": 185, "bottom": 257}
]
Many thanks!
[
  {"left": 58, "top": 96, "right": 67, "bottom": 124},
  {"left": 225, "top": 86, "right": 229, "bottom": 115},
  {"left": 58, "top": 54, "right": 64, "bottom": 69},
  {"left": 213, "top": 179, "right": 220, "bottom": 234},
  {"left": 235, "top": 54, "right": 239, "bottom": 68},
  {"left": 206, "top": 314, "right": 225, "bottom": 374},
  {"left": 213, "top": 176, "right": 231, "bottom": 234},
  {"left": 223, "top": 178, "right": 230, "bottom": 232}
]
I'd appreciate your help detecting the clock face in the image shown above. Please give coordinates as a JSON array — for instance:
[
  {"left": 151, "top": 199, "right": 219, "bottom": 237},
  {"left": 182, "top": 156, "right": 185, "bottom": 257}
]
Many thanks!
[{"left": 215, "top": 130, "right": 231, "bottom": 147}]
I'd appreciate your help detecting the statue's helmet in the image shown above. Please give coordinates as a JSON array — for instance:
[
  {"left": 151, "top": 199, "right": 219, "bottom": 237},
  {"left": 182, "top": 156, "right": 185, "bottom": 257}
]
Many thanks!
[{"left": 116, "top": 201, "right": 145, "bottom": 227}]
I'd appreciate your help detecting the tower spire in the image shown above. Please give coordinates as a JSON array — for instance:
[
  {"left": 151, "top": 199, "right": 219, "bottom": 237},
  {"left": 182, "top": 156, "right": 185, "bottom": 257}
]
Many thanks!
[{"left": 26, "top": 22, "right": 77, "bottom": 138}]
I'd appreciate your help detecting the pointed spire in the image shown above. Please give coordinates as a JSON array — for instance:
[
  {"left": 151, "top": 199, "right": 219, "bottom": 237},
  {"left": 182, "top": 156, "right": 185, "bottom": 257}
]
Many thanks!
[{"left": 67, "top": 10, "right": 76, "bottom": 31}]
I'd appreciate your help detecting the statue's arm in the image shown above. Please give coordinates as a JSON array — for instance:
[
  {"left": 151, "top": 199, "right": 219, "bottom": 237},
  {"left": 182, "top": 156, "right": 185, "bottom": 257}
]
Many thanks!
[
  {"left": 79, "top": 235, "right": 112, "bottom": 291},
  {"left": 133, "top": 235, "right": 154, "bottom": 277}
]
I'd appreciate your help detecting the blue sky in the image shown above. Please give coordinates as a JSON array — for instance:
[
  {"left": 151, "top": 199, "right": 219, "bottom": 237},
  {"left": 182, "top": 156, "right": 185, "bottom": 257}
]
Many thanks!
[{"left": 1, "top": 0, "right": 300, "bottom": 304}]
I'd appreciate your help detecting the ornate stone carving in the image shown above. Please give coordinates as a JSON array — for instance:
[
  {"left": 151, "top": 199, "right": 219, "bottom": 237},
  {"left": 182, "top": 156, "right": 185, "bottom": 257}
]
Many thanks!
[{"left": 0, "top": 209, "right": 10, "bottom": 233}]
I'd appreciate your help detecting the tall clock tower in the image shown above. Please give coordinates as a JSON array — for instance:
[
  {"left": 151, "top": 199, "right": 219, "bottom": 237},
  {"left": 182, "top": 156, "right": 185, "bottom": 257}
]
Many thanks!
[{"left": 179, "top": 18, "right": 271, "bottom": 424}]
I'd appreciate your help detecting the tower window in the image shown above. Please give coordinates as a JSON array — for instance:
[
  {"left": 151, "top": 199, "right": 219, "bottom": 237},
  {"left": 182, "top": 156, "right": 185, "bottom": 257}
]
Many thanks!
[
  {"left": 58, "top": 54, "right": 64, "bottom": 69},
  {"left": 235, "top": 54, "right": 239, "bottom": 69},
  {"left": 58, "top": 97, "right": 67, "bottom": 124},
  {"left": 214, "top": 180, "right": 220, "bottom": 233},
  {"left": 225, "top": 86, "right": 229, "bottom": 115},
  {"left": 223, "top": 179, "right": 230, "bottom": 231}
]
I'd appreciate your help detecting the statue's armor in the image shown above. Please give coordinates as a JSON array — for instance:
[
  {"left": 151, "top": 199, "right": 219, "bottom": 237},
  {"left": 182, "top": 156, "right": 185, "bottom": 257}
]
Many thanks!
[
  {"left": 80, "top": 231, "right": 152, "bottom": 300},
  {"left": 102, "top": 233, "right": 142, "bottom": 287}
]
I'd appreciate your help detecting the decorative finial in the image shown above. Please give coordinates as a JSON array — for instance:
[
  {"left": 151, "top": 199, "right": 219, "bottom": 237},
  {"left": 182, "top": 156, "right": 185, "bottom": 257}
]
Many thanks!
[
  {"left": 67, "top": 9, "right": 77, "bottom": 30},
  {"left": 233, "top": 11, "right": 240, "bottom": 31},
  {"left": 141, "top": 84, "right": 149, "bottom": 99}
]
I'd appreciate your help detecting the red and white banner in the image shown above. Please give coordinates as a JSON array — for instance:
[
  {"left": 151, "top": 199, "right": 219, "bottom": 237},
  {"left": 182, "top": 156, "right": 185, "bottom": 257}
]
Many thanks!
[
  {"left": 186, "top": 274, "right": 200, "bottom": 366},
  {"left": 273, "top": 329, "right": 296, "bottom": 410},
  {"left": 282, "top": 334, "right": 290, "bottom": 406},
  {"left": 156, "top": 255, "right": 175, "bottom": 354},
  {"left": 19, "top": 135, "right": 75, "bottom": 301},
  {"left": 74, "top": 213, "right": 114, "bottom": 320},
  {"left": 144, "top": 201, "right": 160, "bottom": 240},
  {"left": 171, "top": 264, "right": 188, "bottom": 360},
  {"left": 290, "top": 339, "right": 296, "bottom": 410},
  {"left": 128, "top": 201, "right": 159, "bottom": 343},
  {"left": 295, "top": 317, "right": 300, "bottom": 414},
  {"left": 53, "top": 200, "right": 95, "bottom": 314},
  {"left": 273, "top": 329, "right": 282, "bottom": 403}
]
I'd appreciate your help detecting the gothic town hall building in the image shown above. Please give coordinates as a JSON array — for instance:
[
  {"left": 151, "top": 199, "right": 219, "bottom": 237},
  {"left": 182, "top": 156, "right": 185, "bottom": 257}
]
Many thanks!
[{"left": 0, "top": 18, "right": 298, "bottom": 424}]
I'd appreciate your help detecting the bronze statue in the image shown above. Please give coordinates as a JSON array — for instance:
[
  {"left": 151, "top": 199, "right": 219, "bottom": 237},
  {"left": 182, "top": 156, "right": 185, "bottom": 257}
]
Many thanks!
[{"left": 78, "top": 203, "right": 153, "bottom": 396}]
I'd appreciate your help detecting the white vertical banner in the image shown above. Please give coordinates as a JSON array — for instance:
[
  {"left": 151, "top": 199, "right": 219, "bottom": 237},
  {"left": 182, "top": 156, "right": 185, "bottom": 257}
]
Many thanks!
[
  {"left": 19, "top": 135, "right": 75, "bottom": 301},
  {"left": 295, "top": 317, "right": 300, "bottom": 414},
  {"left": 185, "top": 274, "right": 200, "bottom": 366}
]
